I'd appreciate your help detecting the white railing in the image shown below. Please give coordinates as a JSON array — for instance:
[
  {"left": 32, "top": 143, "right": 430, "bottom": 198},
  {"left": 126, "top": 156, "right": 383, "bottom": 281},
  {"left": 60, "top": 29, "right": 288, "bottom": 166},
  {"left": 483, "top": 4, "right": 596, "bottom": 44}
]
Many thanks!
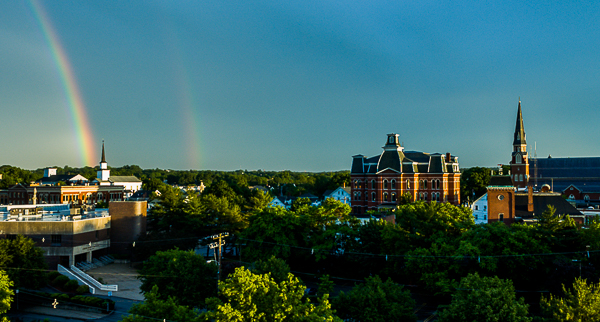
[
  {"left": 57, "top": 264, "right": 96, "bottom": 294},
  {"left": 71, "top": 265, "right": 118, "bottom": 291}
]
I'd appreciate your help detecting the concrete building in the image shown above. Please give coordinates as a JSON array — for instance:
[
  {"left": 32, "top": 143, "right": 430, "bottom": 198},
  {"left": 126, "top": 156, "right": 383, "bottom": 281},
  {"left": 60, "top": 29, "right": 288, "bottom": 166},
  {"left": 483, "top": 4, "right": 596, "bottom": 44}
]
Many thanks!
[{"left": 0, "top": 201, "right": 146, "bottom": 269}]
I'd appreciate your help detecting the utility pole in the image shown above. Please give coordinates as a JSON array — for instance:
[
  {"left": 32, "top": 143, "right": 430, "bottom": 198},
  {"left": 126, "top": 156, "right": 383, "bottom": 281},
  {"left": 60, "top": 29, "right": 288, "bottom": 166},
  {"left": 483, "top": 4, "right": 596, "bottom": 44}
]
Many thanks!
[{"left": 209, "top": 232, "right": 229, "bottom": 291}]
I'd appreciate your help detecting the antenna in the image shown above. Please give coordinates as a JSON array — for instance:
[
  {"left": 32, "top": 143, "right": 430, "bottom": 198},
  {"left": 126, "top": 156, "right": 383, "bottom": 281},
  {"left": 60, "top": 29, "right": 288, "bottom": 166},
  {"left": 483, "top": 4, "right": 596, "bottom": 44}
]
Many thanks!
[{"left": 534, "top": 142, "right": 538, "bottom": 189}]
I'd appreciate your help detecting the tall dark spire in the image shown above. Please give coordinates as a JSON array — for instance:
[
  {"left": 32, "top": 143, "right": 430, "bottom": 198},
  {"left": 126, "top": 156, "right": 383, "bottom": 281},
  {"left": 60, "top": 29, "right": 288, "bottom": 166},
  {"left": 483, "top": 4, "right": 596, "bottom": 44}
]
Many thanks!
[
  {"left": 101, "top": 140, "right": 106, "bottom": 163},
  {"left": 513, "top": 99, "right": 526, "bottom": 145}
]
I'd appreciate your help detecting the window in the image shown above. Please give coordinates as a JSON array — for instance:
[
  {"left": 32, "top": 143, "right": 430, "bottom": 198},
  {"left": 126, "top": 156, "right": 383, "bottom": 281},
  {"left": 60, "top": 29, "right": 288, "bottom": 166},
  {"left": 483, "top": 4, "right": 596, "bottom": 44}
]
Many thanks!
[
  {"left": 383, "top": 180, "right": 388, "bottom": 189},
  {"left": 372, "top": 192, "right": 376, "bottom": 202},
  {"left": 585, "top": 195, "right": 590, "bottom": 201},
  {"left": 484, "top": 206, "right": 487, "bottom": 211},
  {"left": 424, "top": 192, "right": 428, "bottom": 201},
  {"left": 516, "top": 154, "right": 522, "bottom": 163},
  {"left": 391, "top": 180, "right": 396, "bottom": 189},
  {"left": 383, "top": 193, "right": 388, "bottom": 202},
  {"left": 475, "top": 214, "right": 478, "bottom": 220},
  {"left": 475, "top": 205, "right": 479, "bottom": 210},
  {"left": 391, "top": 193, "right": 397, "bottom": 202},
  {"left": 424, "top": 180, "right": 428, "bottom": 189},
  {"left": 484, "top": 215, "right": 487, "bottom": 220},
  {"left": 499, "top": 213, "right": 504, "bottom": 222},
  {"left": 406, "top": 180, "right": 411, "bottom": 189},
  {"left": 51, "top": 235, "right": 62, "bottom": 246},
  {"left": 371, "top": 180, "right": 376, "bottom": 189},
  {"left": 569, "top": 194, "right": 575, "bottom": 200}
]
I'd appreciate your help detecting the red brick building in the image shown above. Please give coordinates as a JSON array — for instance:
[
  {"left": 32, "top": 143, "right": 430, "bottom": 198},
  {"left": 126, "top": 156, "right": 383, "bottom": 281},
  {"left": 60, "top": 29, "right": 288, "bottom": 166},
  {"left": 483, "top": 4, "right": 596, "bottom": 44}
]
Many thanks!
[{"left": 350, "top": 134, "right": 461, "bottom": 214}]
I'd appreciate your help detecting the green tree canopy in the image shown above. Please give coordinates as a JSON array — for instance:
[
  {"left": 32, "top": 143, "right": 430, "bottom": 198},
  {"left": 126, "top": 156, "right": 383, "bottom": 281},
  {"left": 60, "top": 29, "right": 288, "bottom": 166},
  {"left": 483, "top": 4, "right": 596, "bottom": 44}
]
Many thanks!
[
  {"left": 333, "top": 275, "right": 416, "bottom": 322},
  {"left": 121, "top": 285, "right": 200, "bottom": 322},
  {"left": 0, "top": 235, "right": 47, "bottom": 289},
  {"left": 438, "top": 273, "right": 531, "bottom": 322},
  {"left": 0, "top": 270, "right": 13, "bottom": 322},
  {"left": 252, "top": 256, "right": 291, "bottom": 284},
  {"left": 138, "top": 249, "right": 217, "bottom": 307},
  {"left": 540, "top": 277, "right": 600, "bottom": 322},
  {"left": 204, "top": 267, "right": 341, "bottom": 322}
]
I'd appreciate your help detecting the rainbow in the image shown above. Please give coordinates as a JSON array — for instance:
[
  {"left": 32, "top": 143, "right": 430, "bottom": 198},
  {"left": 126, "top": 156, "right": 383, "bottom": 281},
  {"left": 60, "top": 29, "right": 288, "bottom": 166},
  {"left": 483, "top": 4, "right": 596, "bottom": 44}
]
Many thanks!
[
  {"left": 166, "top": 25, "right": 204, "bottom": 169},
  {"left": 28, "top": 0, "right": 97, "bottom": 166}
]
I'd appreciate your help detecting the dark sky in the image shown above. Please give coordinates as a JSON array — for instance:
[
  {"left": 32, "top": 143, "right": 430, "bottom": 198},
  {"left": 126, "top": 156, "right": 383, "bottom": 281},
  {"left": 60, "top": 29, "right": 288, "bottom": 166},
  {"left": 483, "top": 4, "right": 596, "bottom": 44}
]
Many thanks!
[{"left": 2, "top": 1, "right": 600, "bottom": 171}]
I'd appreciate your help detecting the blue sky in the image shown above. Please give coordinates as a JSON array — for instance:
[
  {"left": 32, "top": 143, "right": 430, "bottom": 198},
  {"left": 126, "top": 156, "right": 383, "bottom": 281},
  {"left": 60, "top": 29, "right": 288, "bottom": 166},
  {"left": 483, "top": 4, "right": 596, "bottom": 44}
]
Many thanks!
[{"left": 1, "top": 1, "right": 599, "bottom": 171}]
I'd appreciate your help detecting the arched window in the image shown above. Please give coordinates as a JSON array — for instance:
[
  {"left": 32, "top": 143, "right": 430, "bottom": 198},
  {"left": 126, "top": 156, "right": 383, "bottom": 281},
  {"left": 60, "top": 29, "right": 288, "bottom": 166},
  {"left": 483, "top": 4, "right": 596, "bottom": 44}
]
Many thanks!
[
  {"left": 372, "top": 192, "right": 377, "bottom": 202},
  {"left": 569, "top": 194, "right": 575, "bottom": 200},
  {"left": 371, "top": 180, "right": 376, "bottom": 189},
  {"left": 516, "top": 154, "right": 522, "bottom": 164},
  {"left": 392, "top": 193, "right": 397, "bottom": 202},
  {"left": 424, "top": 180, "right": 428, "bottom": 189},
  {"left": 584, "top": 195, "right": 590, "bottom": 201},
  {"left": 424, "top": 192, "right": 428, "bottom": 201},
  {"left": 406, "top": 180, "right": 411, "bottom": 189},
  {"left": 391, "top": 180, "right": 396, "bottom": 189},
  {"left": 383, "top": 180, "right": 388, "bottom": 189},
  {"left": 383, "top": 193, "right": 388, "bottom": 202},
  {"left": 419, "top": 180, "right": 424, "bottom": 190}
]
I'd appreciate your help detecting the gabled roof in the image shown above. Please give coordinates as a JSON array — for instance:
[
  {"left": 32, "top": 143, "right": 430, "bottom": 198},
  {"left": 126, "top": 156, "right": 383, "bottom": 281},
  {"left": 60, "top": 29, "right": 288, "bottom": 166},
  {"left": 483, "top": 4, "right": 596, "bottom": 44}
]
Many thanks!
[{"left": 109, "top": 176, "right": 142, "bottom": 183}]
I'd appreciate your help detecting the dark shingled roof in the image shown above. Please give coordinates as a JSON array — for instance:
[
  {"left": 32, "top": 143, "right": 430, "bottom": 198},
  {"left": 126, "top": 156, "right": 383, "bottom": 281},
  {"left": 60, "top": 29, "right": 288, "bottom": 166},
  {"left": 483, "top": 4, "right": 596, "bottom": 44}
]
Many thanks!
[
  {"left": 489, "top": 176, "right": 514, "bottom": 187},
  {"left": 515, "top": 193, "right": 582, "bottom": 218},
  {"left": 377, "top": 150, "right": 404, "bottom": 172}
]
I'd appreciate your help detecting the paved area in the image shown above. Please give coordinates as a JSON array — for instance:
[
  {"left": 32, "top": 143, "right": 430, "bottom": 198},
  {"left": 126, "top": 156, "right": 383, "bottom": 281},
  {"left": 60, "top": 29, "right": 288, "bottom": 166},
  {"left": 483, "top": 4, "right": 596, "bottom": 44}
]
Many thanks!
[
  {"left": 86, "top": 263, "right": 145, "bottom": 301},
  {"left": 8, "top": 263, "right": 145, "bottom": 321}
]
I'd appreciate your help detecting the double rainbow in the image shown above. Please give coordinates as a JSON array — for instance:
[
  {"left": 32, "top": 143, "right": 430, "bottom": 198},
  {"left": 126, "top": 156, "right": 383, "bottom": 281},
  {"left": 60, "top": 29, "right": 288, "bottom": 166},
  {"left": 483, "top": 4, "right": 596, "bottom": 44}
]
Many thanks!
[{"left": 28, "top": 0, "right": 97, "bottom": 166}]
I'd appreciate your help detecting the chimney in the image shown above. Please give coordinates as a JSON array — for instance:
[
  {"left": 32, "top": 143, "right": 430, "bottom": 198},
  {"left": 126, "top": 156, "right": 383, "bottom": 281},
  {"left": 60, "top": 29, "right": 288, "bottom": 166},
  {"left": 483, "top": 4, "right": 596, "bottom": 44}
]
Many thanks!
[
  {"left": 343, "top": 182, "right": 346, "bottom": 188},
  {"left": 527, "top": 185, "right": 534, "bottom": 212}
]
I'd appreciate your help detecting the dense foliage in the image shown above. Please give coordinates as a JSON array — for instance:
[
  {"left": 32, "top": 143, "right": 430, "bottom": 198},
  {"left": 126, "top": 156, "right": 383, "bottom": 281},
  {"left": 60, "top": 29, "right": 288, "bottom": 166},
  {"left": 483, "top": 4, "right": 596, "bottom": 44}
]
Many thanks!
[
  {"left": 333, "top": 275, "right": 416, "bottom": 322},
  {"left": 0, "top": 235, "right": 48, "bottom": 289},
  {"left": 137, "top": 249, "right": 217, "bottom": 307},
  {"left": 437, "top": 273, "right": 531, "bottom": 322},
  {"left": 0, "top": 271, "right": 13, "bottom": 322},
  {"left": 540, "top": 278, "right": 600, "bottom": 322},
  {"left": 204, "top": 267, "right": 341, "bottom": 322}
]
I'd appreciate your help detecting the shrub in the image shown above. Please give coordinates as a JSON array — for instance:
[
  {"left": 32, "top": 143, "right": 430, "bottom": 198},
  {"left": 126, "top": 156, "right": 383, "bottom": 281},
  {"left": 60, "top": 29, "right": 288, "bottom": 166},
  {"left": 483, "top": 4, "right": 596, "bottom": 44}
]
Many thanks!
[
  {"left": 64, "top": 279, "right": 79, "bottom": 291},
  {"left": 47, "top": 271, "right": 61, "bottom": 281},
  {"left": 51, "top": 275, "right": 70, "bottom": 288},
  {"left": 76, "top": 284, "right": 90, "bottom": 294}
]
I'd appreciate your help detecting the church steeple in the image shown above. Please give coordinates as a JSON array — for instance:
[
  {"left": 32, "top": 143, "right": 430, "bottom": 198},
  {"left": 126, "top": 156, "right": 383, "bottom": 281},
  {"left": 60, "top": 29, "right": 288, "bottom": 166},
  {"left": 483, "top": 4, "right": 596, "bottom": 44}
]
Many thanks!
[
  {"left": 101, "top": 140, "right": 106, "bottom": 163},
  {"left": 97, "top": 141, "right": 110, "bottom": 182},
  {"left": 513, "top": 99, "right": 526, "bottom": 146},
  {"left": 510, "top": 99, "right": 529, "bottom": 189}
]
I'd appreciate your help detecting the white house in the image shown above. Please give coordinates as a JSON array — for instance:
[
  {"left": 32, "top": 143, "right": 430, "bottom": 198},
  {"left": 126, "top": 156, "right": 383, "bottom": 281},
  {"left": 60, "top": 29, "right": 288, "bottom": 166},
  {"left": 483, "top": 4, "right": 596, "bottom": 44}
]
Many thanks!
[
  {"left": 323, "top": 187, "right": 351, "bottom": 206},
  {"left": 471, "top": 193, "right": 488, "bottom": 224}
]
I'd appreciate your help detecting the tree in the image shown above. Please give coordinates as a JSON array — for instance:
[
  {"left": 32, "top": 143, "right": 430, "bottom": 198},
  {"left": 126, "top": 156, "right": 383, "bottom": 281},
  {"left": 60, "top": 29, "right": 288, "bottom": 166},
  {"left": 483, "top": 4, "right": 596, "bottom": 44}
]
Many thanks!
[
  {"left": 438, "top": 273, "right": 531, "bottom": 322},
  {"left": 138, "top": 249, "right": 217, "bottom": 307},
  {"left": 247, "top": 189, "right": 273, "bottom": 212},
  {"left": 460, "top": 167, "right": 492, "bottom": 202},
  {"left": 333, "top": 275, "right": 416, "bottom": 322},
  {"left": 0, "top": 271, "right": 13, "bottom": 322},
  {"left": 204, "top": 267, "right": 341, "bottom": 322},
  {"left": 121, "top": 285, "right": 200, "bottom": 322},
  {"left": 252, "top": 256, "right": 291, "bottom": 284},
  {"left": 540, "top": 277, "right": 600, "bottom": 322},
  {"left": 0, "top": 235, "right": 47, "bottom": 289}
]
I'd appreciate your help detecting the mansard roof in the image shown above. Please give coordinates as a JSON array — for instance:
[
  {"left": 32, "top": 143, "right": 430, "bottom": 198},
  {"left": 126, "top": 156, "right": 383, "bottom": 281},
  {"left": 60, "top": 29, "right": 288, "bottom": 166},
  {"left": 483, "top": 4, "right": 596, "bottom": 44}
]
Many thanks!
[
  {"left": 351, "top": 135, "right": 458, "bottom": 175},
  {"left": 514, "top": 193, "right": 582, "bottom": 218}
]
